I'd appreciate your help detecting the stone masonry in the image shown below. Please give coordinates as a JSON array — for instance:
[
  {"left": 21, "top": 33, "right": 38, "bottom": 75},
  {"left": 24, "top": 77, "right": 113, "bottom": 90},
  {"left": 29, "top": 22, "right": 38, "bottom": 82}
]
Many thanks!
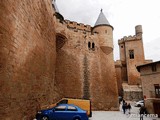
[{"left": 0, "top": 0, "right": 59, "bottom": 119}]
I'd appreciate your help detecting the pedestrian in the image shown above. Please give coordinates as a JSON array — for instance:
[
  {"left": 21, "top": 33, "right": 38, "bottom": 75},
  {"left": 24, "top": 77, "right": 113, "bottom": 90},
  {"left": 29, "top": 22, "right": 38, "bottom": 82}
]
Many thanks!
[
  {"left": 127, "top": 103, "right": 132, "bottom": 114},
  {"left": 122, "top": 102, "right": 127, "bottom": 114},
  {"left": 122, "top": 99, "right": 125, "bottom": 105},
  {"left": 139, "top": 106, "right": 146, "bottom": 120}
]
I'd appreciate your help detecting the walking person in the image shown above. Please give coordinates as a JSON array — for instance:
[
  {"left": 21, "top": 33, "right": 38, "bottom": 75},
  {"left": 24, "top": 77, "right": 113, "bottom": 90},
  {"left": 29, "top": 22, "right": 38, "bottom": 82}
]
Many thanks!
[
  {"left": 127, "top": 103, "right": 132, "bottom": 114},
  {"left": 122, "top": 102, "right": 127, "bottom": 114},
  {"left": 139, "top": 106, "right": 146, "bottom": 120}
]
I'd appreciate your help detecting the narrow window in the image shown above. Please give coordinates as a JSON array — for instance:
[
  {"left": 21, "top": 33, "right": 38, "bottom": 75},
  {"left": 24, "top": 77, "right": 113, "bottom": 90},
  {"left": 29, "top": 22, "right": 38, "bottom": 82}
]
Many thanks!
[
  {"left": 154, "top": 84, "right": 160, "bottom": 98},
  {"left": 105, "top": 30, "right": 107, "bottom": 33},
  {"left": 121, "top": 45, "right": 123, "bottom": 48},
  {"left": 88, "top": 42, "right": 91, "bottom": 49},
  {"left": 129, "top": 50, "right": 134, "bottom": 59},
  {"left": 92, "top": 43, "right": 95, "bottom": 49},
  {"left": 152, "top": 64, "right": 157, "bottom": 72},
  {"left": 92, "top": 42, "right": 95, "bottom": 51}
]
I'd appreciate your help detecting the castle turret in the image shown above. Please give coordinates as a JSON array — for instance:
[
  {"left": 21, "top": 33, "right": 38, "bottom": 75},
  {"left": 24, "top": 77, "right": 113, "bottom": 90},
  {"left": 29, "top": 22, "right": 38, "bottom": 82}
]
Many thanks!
[
  {"left": 135, "top": 25, "right": 143, "bottom": 37},
  {"left": 92, "top": 9, "right": 114, "bottom": 55},
  {"left": 52, "top": 0, "right": 64, "bottom": 23},
  {"left": 91, "top": 9, "right": 119, "bottom": 110}
]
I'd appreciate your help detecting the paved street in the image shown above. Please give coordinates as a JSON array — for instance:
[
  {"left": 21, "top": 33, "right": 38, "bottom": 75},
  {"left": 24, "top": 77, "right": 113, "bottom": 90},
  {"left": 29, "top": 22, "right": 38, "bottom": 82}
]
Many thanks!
[
  {"left": 90, "top": 102, "right": 160, "bottom": 120},
  {"left": 33, "top": 102, "right": 160, "bottom": 120}
]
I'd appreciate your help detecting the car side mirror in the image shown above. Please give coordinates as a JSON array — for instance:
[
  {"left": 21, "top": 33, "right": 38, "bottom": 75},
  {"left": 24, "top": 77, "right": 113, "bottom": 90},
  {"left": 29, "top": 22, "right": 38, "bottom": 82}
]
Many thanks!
[{"left": 52, "top": 109, "right": 55, "bottom": 112}]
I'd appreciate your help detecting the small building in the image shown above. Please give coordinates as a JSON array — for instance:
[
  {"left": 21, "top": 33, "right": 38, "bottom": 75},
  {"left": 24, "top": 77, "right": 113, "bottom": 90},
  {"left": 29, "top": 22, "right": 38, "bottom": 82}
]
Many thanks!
[{"left": 137, "top": 61, "right": 160, "bottom": 117}]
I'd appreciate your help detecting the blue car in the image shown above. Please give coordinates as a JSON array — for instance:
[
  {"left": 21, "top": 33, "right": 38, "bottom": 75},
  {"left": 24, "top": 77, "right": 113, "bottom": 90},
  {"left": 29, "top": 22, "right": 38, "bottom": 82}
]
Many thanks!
[{"left": 36, "top": 104, "right": 89, "bottom": 120}]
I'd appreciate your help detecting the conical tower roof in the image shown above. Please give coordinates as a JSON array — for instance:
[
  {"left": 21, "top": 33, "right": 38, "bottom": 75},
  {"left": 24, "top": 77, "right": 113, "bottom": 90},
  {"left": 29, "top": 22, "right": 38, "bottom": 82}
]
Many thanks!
[
  {"left": 52, "top": 0, "right": 64, "bottom": 23},
  {"left": 94, "top": 9, "right": 113, "bottom": 29},
  {"left": 52, "top": 0, "right": 59, "bottom": 13}
]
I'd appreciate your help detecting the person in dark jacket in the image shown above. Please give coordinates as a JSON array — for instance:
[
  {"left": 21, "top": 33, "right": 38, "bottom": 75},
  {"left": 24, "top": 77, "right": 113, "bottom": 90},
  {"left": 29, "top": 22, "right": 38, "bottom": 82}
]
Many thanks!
[
  {"left": 127, "top": 103, "right": 132, "bottom": 114},
  {"left": 122, "top": 102, "right": 127, "bottom": 114},
  {"left": 139, "top": 106, "right": 147, "bottom": 120}
]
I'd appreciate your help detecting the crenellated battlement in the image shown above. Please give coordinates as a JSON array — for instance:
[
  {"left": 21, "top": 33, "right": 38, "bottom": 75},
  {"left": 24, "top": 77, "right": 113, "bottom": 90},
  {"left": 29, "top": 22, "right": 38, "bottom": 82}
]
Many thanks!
[
  {"left": 118, "top": 25, "right": 143, "bottom": 45},
  {"left": 118, "top": 35, "right": 142, "bottom": 44},
  {"left": 65, "top": 20, "right": 91, "bottom": 33}
]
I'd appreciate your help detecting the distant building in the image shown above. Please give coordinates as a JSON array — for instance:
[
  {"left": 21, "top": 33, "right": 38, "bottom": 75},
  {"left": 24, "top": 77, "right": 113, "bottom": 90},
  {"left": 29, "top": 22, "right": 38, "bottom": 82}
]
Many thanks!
[
  {"left": 137, "top": 61, "right": 160, "bottom": 117},
  {"left": 115, "top": 25, "right": 152, "bottom": 100}
]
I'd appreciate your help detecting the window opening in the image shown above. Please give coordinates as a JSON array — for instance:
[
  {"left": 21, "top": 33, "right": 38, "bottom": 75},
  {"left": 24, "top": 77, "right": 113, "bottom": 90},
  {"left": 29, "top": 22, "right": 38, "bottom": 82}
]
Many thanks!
[
  {"left": 92, "top": 43, "right": 95, "bottom": 49},
  {"left": 88, "top": 42, "right": 91, "bottom": 49},
  {"left": 154, "top": 84, "right": 160, "bottom": 98},
  {"left": 129, "top": 50, "right": 134, "bottom": 59}
]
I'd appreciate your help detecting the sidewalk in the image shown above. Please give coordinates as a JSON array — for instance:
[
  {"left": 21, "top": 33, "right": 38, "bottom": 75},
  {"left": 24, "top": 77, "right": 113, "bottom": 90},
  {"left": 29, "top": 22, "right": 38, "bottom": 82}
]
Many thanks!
[
  {"left": 90, "top": 111, "right": 159, "bottom": 120},
  {"left": 90, "top": 102, "right": 160, "bottom": 120}
]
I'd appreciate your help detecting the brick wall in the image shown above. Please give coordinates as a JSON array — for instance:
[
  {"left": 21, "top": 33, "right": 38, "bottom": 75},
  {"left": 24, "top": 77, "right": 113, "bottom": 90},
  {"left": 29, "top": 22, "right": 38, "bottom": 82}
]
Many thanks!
[{"left": 0, "top": 0, "right": 58, "bottom": 119}]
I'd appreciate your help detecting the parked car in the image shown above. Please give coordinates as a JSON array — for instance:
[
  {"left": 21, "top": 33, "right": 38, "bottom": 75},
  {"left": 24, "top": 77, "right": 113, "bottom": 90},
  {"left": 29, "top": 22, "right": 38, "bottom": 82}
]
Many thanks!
[
  {"left": 36, "top": 104, "right": 88, "bottom": 120},
  {"left": 135, "top": 100, "right": 144, "bottom": 107},
  {"left": 41, "top": 98, "right": 92, "bottom": 117},
  {"left": 56, "top": 98, "right": 92, "bottom": 117}
]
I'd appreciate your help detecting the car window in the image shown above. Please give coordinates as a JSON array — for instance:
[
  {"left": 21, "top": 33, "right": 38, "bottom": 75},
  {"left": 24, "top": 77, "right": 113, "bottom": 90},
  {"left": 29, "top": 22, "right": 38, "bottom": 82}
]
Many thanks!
[
  {"left": 67, "top": 106, "right": 77, "bottom": 111},
  {"left": 55, "top": 105, "right": 66, "bottom": 111}
]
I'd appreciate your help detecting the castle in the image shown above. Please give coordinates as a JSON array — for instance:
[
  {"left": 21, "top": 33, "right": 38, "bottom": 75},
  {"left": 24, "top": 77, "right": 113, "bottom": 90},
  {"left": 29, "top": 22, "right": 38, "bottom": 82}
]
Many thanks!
[
  {"left": 54, "top": 1, "right": 119, "bottom": 110},
  {"left": 0, "top": 0, "right": 150, "bottom": 119}
]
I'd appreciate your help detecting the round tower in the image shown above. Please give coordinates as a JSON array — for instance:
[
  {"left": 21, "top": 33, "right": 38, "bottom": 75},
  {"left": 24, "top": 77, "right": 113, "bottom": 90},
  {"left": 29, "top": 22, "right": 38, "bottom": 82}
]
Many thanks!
[
  {"left": 91, "top": 9, "right": 119, "bottom": 110},
  {"left": 135, "top": 25, "right": 143, "bottom": 37},
  {"left": 92, "top": 9, "right": 114, "bottom": 55},
  {"left": 52, "top": 0, "right": 64, "bottom": 23}
]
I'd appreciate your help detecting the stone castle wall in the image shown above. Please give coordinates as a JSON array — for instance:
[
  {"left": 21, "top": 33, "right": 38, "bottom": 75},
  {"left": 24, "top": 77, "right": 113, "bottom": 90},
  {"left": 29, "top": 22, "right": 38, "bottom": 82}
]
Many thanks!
[
  {"left": 55, "top": 19, "right": 119, "bottom": 110},
  {"left": 115, "top": 61, "right": 123, "bottom": 95},
  {"left": 0, "top": 1, "right": 120, "bottom": 119},
  {"left": 118, "top": 25, "right": 145, "bottom": 85},
  {"left": 0, "top": 0, "right": 59, "bottom": 119}
]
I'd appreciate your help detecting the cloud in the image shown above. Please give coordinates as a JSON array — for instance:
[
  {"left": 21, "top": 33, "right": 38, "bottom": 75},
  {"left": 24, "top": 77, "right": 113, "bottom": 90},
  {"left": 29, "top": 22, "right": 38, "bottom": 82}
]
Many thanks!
[{"left": 144, "top": 37, "right": 160, "bottom": 62}]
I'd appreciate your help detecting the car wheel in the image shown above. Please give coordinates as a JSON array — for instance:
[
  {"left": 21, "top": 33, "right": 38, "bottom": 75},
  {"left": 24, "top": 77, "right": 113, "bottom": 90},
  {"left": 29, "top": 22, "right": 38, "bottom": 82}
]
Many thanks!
[{"left": 41, "top": 116, "right": 49, "bottom": 120}]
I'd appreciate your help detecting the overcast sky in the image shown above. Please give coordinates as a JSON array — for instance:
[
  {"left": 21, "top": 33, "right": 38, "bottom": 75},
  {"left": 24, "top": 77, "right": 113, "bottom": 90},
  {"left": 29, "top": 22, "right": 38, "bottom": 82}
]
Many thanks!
[{"left": 56, "top": 0, "right": 160, "bottom": 62}]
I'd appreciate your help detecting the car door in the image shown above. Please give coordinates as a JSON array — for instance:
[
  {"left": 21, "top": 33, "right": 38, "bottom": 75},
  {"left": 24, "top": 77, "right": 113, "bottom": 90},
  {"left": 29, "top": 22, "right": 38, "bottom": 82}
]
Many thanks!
[
  {"left": 51, "top": 105, "right": 67, "bottom": 120},
  {"left": 54, "top": 105, "right": 77, "bottom": 120},
  {"left": 66, "top": 105, "right": 78, "bottom": 119}
]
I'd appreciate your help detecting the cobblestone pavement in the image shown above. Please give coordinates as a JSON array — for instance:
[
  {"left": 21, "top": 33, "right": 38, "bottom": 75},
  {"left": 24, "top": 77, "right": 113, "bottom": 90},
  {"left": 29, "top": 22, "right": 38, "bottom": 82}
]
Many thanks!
[{"left": 90, "top": 102, "right": 160, "bottom": 120}]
